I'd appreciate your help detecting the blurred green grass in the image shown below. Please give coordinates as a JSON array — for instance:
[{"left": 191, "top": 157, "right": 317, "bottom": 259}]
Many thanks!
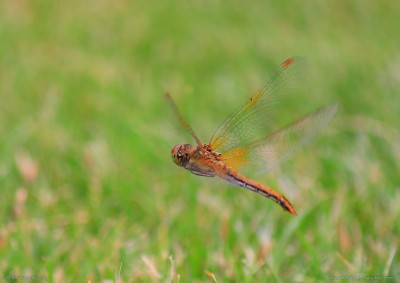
[{"left": 1, "top": 0, "right": 399, "bottom": 282}]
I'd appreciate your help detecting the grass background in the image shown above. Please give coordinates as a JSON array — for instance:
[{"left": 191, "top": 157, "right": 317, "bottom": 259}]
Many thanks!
[{"left": 1, "top": 1, "right": 399, "bottom": 282}]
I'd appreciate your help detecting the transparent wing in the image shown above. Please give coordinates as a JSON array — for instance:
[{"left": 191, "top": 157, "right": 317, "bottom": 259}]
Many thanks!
[
  {"left": 165, "top": 92, "right": 204, "bottom": 147},
  {"left": 209, "top": 57, "right": 305, "bottom": 153},
  {"left": 220, "top": 103, "right": 338, "bottom": 174}
]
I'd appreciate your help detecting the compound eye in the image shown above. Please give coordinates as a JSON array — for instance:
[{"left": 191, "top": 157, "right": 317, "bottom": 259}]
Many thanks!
[
  {"left": 170, "top": 144, "right": 191, "bottom": 167},
  {"left": 171, "top": 145, "right": 181, "bottom": 156}
]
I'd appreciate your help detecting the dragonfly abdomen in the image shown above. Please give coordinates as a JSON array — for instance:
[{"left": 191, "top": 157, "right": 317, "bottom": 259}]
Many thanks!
[{"left": 220, "top": 169, "right": 297, "bottom": 215}]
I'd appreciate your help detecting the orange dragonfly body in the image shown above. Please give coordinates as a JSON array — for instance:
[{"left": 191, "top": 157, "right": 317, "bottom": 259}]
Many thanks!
[{"left": 167, "top": 57, "right": 337, "bottom": 215}]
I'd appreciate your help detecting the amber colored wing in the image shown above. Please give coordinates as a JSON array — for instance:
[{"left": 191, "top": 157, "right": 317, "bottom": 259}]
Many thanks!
[
  {"left": 220, "top": 103, "right": 338, "bottom": 174},
  {"left": 165, "top": 92, "right": 204, "bottom": 147},
  {"left": 209, "top": 57, "right": 305, "bottom": 153}
]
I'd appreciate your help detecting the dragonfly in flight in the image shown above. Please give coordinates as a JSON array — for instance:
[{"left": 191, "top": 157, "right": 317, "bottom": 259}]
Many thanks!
[{"left": 166, "top": 57, "right": 337, "bottom": 215}]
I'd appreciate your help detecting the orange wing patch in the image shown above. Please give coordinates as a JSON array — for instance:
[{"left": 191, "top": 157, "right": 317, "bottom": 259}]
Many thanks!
[
  {"left": 210, "top": 135, "right": 228, "bottom": 151},
  {"left": 220, "top": 147, "right": 249, "bottom": 170}
]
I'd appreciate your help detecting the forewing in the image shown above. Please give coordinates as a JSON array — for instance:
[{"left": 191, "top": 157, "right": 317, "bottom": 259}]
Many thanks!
[
  {"left": 209, "top": 57, "right": 304, "bottom": 153},
  {"left": 165, "top": 92, "right": 203, "bottom": 147},
  {"left": 220, "top": 103, "right": 338, "bottom": 174}
]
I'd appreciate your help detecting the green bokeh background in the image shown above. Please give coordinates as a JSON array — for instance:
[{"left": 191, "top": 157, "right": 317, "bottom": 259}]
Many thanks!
[{"left": 1, "top": 1, "right": 399, "bottom": 282}]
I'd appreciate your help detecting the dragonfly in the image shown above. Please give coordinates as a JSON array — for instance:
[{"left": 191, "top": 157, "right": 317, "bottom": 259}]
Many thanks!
[{"left": 166, "top": 57, "right": 338, "bottom": 215}]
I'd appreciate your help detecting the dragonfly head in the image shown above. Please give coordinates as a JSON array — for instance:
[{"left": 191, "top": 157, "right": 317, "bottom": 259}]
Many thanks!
[{"left": 171, "top": 144, "right": 192, "bottom": 167}]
